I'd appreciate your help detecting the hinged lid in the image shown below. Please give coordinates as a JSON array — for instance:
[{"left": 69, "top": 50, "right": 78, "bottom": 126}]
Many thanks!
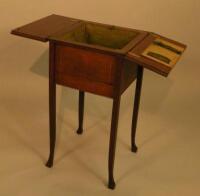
[
  {"left": 11, "top": 14, "right": 80, "bottom": 42},
  {"left": 126, "top": 33, "right": 187, "bottom": 76}
]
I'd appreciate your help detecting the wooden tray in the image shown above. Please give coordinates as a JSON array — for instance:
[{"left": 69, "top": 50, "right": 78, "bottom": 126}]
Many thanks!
[{"left": 126, "top": 33, "right": 186, "bottom": 76}]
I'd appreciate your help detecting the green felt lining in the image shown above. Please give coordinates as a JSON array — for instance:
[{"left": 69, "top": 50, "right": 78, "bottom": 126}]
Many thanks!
[{"left": 58, "top": 23, "right": 138, "bottom": 49}]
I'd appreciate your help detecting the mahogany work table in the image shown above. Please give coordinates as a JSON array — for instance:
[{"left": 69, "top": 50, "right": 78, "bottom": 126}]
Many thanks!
[{"left": 11, "top": 14, "right": 186, "bottom": 189}]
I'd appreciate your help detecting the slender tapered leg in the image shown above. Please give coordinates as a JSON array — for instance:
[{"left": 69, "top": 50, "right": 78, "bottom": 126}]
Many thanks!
[
  {"left": 46, "top": 42, "right": 56, "bottom": 168},
  {"left": 131, "top": 66, "right": 144, "bottom": 153},
  {"left": 76, "top": 91, "right": 85, "bottom": 134},
  {"left": 108, "top": 96, "right": 121, "bottom": 189}
]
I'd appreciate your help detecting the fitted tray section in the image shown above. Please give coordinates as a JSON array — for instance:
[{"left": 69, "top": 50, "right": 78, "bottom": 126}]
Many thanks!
[
  {"left": 50, "top": 22, "right": 148, "bottom": 54},
  {"left": 127, "top": 33, "right": 187, "bottom": 76}
]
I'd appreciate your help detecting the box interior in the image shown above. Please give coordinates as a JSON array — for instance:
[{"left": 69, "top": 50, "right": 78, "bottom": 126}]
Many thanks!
[{"left": 56, "top": 23, "right": 138, "bottom": 50}]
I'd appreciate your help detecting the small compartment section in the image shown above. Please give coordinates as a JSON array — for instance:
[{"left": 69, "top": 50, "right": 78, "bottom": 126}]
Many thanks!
[
  {"left": 142, "top": 38, "right": 185, "bottom": 66},
  {"left": 127, "top": 33, "right": 186, "bottom": 76}
]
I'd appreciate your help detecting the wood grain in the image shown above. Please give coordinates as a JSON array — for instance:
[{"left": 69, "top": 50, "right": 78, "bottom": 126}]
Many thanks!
[
  {"left": 55, "top": 44, "right": 117, "bottom": 84},
  {"left": 11, "top": 14, "right": 80, "bottom": 42},
  {"left": 56, "top": 73, "right": 114, "bottom": 98}
]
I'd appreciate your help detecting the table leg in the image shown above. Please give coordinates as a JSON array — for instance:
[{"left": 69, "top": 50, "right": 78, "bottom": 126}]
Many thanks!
[
  {"left": 46, "top": 42, "right": 56, "bottom": 168},
  {"left": 77, "top": 91, "right": 85, "bottom": 134},
  {"left": 108, "top": 96, "right": 121, "bottom": 189},
  {"left": 131, "top": 65, "right": 144, "bottom": 153}
]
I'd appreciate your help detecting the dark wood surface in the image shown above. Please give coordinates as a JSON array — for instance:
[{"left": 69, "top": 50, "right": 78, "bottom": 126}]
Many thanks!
[
  {"left": 54, "top": 42, "right": 138, "bottom": 98},
  {"left": 56, "top": 72, "right": 114, "bottom": 98},
  {"left": 46, "top": 42, "right": 56, "bottom": 168},
  {"left": 55, "top": 44, "right": 117, "bottom": 84},
  {"left": 131, "top": 65, "right": 143, "bottom": 153},
  {"left": 11, "top": 14, "right": 80, "bottom": 42},
  {"left": 108, "top": 58, "right": 124, "bottom": 189},
  {"left": 76, "top": 91, "right": 85, "bottom": 134},
  {"left": 54, "top": 43, "right": 117, "bottom": 98},
  {"left": 120, "top": 60, "right": 137, "bottom": 94}
]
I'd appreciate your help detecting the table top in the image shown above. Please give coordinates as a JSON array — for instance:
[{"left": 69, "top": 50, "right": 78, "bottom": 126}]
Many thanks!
[{"left": 11, "top": 14, "right": 186, "bottom": 77}]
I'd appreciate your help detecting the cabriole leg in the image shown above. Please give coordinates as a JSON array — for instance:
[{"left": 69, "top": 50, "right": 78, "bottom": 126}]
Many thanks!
[
  {"left": 131, "top": 66, "right": 144, "bottom": 153},
  {"left": 108, "top": 96, "right": 121, "bottom": 189},
  {"left": 46, "top": 42, "right": 56, "bottom": 168}
]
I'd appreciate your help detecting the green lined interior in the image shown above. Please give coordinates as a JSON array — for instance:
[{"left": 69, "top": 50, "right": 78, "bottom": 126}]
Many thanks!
[{"left": 57, "top": 23, "right": 138, "bottom": 49}]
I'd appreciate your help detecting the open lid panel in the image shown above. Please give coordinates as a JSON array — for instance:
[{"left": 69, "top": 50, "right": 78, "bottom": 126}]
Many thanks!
[
  {"left": 11, "top": 14, "right": 81, "bottom": 42},
  {"left": 126, "top": 33, "right": 187, "bottom": 77}
]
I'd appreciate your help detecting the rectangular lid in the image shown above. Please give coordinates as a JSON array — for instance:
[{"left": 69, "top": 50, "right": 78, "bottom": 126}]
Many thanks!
[
  {"left": 11, "top": 14, "right": 80, "bottom": 42},
  {"left": 126, "top": 33, "right": 187, "bottom": 76}
]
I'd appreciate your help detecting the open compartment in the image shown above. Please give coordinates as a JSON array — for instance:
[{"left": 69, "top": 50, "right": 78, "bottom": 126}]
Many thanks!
[{"left": 50, "top": 22, "right": 148, "bottom": 54}]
